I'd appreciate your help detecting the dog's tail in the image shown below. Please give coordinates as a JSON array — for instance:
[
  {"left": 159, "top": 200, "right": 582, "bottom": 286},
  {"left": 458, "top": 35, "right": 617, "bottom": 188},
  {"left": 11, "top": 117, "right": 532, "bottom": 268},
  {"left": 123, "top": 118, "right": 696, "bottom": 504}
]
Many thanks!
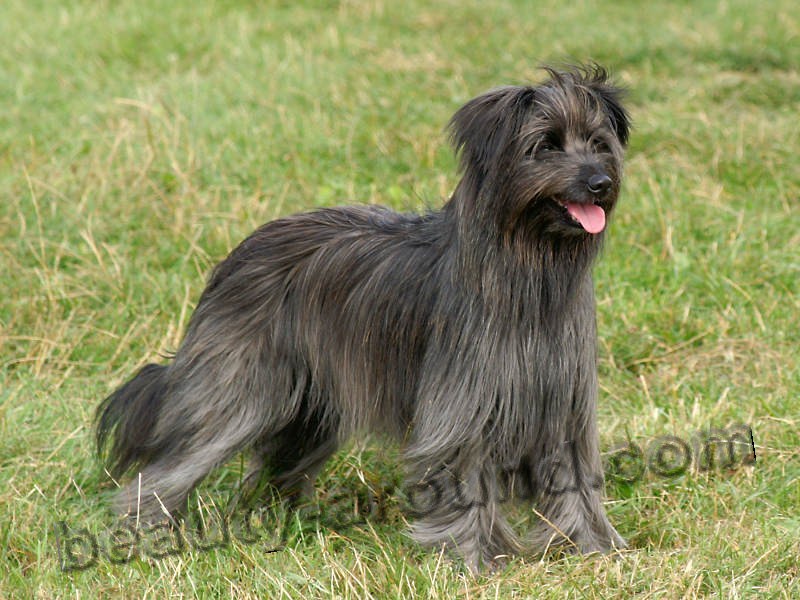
[{"left": 96, "top": 363, "right": 168, "bottom": 479}]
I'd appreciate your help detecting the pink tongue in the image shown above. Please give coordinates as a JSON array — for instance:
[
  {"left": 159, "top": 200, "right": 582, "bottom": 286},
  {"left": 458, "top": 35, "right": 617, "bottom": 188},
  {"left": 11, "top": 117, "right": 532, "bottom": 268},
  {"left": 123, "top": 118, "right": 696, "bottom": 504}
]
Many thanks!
[{"left": 565, "top": 202, "right": 606, "bottom": 234}]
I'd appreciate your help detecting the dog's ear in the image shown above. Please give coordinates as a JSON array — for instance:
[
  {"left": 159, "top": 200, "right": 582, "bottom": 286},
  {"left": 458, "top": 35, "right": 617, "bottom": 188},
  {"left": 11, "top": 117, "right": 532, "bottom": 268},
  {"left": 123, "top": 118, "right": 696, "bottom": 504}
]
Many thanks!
[
  {"left": 597, "top": 85, "right": 630, "bottom": 147},
  {"left": 448, "top": 86, "right": 535, "bottom": 176},
  {"left": 566, "top": 64, "right": 631, "bottom": 147}
]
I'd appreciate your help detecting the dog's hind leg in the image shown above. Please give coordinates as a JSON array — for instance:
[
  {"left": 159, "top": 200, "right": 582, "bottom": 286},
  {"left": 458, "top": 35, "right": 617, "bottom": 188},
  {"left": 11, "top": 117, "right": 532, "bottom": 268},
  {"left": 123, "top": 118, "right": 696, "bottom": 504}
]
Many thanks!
[
  {"left": 101, "top": 350, "right": 294, "bottom": 522},
  {"left": 244, "top": 402, "right": 340, "bottom": 506},
  {"left": 109, "top": 379, "right": 272, "bottom": 523},
  {"left": 112, "top": 430, "right": 256, "bottom": 522}
]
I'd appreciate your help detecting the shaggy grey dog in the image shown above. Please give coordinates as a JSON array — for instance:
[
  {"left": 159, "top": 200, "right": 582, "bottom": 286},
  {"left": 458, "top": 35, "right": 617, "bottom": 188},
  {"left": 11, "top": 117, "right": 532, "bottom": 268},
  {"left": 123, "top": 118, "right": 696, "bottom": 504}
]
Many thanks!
[{"left": 96, "top": 64, "right": 630, "bottom": 571}]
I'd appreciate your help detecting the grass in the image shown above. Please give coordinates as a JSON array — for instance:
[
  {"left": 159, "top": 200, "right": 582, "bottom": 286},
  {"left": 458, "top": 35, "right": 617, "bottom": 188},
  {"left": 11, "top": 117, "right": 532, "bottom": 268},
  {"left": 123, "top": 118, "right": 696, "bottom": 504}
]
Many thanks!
[{"left": 1, "top": 0, "right": 799, "bottom": 597}]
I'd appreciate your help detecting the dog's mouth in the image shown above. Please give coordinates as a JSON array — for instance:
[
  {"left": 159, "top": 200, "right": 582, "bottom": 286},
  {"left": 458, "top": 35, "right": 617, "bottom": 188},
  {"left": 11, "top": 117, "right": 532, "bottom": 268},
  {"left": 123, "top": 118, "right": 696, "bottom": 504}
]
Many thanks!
[{"left": 554, "top": 199, "right": 607, "bottom": 234}]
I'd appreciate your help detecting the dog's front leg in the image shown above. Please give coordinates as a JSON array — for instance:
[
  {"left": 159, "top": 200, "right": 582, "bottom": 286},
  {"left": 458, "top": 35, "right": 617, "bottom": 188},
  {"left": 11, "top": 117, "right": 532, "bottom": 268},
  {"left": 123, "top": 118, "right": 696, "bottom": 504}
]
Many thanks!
[
  {"left": 525, "top": 432, "right": 626, "bottom": 556},
  {"left": 405, "top": 457, "right": 521, "bottom": 573}
]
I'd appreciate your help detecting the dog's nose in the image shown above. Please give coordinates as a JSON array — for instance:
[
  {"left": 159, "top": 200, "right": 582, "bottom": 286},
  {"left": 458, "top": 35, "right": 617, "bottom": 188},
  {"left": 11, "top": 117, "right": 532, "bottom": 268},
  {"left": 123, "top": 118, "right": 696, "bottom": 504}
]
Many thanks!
[{"left": 587, "top": 174, "right": 612, "bottom": 196}]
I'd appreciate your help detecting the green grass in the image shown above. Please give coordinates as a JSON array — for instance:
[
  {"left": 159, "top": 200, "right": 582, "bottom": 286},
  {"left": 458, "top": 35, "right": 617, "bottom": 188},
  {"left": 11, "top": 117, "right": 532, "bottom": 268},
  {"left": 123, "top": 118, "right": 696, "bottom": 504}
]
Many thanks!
[{"left": 2, "top": 0, "right": 799, "bottom": 597}]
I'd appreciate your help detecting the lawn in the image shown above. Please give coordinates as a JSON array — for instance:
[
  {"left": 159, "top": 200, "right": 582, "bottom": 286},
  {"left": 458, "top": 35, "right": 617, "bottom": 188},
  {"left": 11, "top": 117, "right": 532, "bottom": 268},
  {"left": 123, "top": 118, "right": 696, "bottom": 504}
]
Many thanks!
[{"left": 1, "top": 0, "right": 798, "bottom": 597}]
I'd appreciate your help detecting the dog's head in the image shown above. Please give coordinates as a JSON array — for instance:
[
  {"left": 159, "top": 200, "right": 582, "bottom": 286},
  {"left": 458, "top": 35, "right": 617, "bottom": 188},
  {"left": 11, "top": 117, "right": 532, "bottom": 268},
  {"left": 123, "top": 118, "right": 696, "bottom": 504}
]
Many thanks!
[{"left": 448, "top": 65, "right": 630, "bottom": 243}]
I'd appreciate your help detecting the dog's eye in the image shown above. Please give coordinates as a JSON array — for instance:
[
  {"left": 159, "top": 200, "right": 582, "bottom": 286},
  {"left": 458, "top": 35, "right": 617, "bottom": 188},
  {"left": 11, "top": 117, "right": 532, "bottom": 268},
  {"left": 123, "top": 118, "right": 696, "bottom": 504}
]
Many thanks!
[
  {"left": 524, "top": 142, "right": 541, "bottom": 158},
  {"left": 532, "top": 141, "right": 558, "bottom": 157},
  {"left": 593, "top": 139, "right": 612, "bottom": 153},
  {"left": 524, "top": 133, "right": 561, "bottom": 159}
]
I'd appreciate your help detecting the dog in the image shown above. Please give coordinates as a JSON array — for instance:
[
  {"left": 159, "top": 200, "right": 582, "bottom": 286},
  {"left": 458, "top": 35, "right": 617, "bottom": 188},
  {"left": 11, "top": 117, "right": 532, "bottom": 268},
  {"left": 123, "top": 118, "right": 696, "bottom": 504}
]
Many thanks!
[{"left": 96, "top": 64, "right": 630, "bottom": 572}]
